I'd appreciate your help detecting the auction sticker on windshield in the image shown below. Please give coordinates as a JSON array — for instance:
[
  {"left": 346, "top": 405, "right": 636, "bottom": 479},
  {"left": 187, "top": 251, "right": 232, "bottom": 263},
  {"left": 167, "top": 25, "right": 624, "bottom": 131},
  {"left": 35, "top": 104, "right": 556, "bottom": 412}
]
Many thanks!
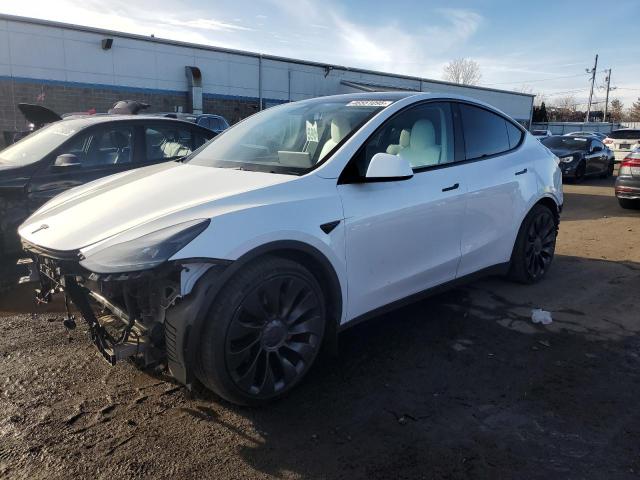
[{"left": 346, "top": 100, "right": 393, "bottom": 107}]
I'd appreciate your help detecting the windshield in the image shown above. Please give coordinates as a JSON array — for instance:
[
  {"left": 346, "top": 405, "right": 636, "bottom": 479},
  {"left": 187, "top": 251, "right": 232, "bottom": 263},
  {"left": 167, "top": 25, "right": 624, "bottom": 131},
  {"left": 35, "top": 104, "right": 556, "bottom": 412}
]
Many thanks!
[
  {"left": 0, "top": 120, "right": 85, "bottom": 166},
  {"left": 187, "top": 98, "right": 391, "bottom": 174},
  {"left": 541, "top": 136, "right": 589, "bottom": 150}
]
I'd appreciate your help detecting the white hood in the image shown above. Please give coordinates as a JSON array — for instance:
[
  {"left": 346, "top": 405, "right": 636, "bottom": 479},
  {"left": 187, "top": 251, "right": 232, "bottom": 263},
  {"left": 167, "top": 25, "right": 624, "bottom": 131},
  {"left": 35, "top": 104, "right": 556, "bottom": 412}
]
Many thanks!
[{"left": 19, "top": 162, "right": 293, "bottom": 252}]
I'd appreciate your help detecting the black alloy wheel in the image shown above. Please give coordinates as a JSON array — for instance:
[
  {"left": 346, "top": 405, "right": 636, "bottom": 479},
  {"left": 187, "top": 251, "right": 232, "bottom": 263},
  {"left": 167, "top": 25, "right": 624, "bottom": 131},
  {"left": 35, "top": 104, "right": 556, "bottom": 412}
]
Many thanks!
[
  {"left": 196, "top": 256, "right": 327, "bottom": 405},
  {"left": 225, "top": 274, "right": 324, "bottom": 397},
  {"left": 508, "top": 204, "right": 558, "bottom": 284},
  {"left": 524, "top": 209, "right": 556, "bottom": 281}
]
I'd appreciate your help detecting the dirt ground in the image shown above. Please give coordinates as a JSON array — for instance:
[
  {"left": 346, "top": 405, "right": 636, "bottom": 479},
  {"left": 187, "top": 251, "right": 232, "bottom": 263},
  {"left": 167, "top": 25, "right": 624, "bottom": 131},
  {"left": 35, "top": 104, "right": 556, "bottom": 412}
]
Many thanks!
[{"left": 1, "top": 175, "right": 639, "bottom": 480}]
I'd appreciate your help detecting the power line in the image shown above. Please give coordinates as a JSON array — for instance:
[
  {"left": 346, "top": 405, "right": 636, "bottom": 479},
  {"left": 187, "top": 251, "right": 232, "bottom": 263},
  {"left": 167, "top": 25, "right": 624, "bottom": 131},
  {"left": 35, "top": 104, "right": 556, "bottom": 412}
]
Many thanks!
[{"left": 484, "top": 72, "right": 591, "bottom": 86}]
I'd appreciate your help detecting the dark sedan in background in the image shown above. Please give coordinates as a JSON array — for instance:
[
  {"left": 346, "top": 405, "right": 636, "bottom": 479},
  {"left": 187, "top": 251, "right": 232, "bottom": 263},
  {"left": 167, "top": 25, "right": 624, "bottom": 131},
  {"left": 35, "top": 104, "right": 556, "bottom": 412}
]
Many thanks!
[
  {"left": 0, "top": 116, "right": 214, "bottom": 255},
  {"left": 541, "top": 135, "right": 614, "bottom": 181}
]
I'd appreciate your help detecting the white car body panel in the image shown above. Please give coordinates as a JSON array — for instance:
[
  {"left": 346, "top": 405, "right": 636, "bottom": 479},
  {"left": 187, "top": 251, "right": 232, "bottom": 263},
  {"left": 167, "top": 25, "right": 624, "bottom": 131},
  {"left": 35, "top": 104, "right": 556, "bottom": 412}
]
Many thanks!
[
  {"left": 338, "top": 165, "right": 467, "bottom": 320},
  {"left": 19, "top": 92, "right": 563, "bottom": 328}
]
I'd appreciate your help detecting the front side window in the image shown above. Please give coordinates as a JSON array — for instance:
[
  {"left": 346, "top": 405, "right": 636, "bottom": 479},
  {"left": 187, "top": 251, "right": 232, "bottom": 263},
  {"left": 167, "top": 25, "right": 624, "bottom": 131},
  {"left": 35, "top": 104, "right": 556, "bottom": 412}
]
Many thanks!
[
  {"left": 60, "top": 125, "right": 134, "bottom": 167},
  {"left": 145, "top": 126, "right": 194, "bottom": 161},
  {"left": 346, "top": 102, "right": 455, "bottom": 177},
  {"left": 460, "top": 104, "right": 511, "bottom": 159},
  {"left": 187, "top": 98, "right": 390, "bottom": 175}
]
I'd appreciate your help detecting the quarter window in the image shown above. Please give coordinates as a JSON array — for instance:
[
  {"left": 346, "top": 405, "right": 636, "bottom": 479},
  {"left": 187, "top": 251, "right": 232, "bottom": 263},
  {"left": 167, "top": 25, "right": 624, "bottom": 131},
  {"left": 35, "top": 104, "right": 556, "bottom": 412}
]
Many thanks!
[
  {"left": 460, "top": 104, "right": 511, "bottom": 159},
  {"left": 506, "top": 121, "right": 524, "bottom": 149}
]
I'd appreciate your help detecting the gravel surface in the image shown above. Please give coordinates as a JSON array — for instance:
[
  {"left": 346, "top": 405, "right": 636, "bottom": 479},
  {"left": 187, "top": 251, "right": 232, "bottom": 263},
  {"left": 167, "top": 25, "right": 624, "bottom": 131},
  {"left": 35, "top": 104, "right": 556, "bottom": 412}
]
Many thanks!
[{"left": 1, "top": 175, "right": 639, "bottom": 479}]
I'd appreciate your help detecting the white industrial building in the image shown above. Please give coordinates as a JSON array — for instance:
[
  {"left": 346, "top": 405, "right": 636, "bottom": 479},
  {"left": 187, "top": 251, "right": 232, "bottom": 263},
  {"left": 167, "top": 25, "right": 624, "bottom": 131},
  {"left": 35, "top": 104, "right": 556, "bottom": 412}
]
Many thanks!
[{"left": 0, "top": 13, "right": 534, "bottom": 143}]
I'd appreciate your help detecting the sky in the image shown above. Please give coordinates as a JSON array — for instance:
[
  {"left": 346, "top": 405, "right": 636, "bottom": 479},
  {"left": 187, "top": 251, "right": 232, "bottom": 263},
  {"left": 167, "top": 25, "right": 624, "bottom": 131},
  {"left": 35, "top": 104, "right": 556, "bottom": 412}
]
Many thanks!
[{"left": 2, "top": 0, "right": 640, "bottom": 109}]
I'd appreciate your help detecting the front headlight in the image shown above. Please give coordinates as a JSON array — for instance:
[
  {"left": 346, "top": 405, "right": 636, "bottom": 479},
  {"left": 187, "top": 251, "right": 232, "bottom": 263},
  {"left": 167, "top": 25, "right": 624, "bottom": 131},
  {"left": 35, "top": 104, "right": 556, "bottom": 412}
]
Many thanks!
[
  {"left": 80, "top": 219, "right": 210, "bottom": 273},
  {"left": 559, "top": 156, "right": 575, "bottom": 164}
]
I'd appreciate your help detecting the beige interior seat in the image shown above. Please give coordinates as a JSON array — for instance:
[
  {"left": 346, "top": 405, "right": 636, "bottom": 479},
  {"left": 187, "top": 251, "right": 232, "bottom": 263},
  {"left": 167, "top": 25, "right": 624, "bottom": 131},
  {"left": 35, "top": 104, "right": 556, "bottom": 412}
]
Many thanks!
[
  {"left": 399, "top": 119, "right": 441, "bottom": 168},
  {"left": 386, "top": 129, "right": 411, "bottom": 155},
  {"left": 318, "top": 117, "right": 351, "bottom": 161}
]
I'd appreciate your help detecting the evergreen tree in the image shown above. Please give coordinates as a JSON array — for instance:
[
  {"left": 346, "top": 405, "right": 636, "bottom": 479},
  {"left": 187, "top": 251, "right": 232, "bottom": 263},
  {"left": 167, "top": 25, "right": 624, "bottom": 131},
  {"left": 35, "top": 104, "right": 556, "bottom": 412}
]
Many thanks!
[
  {"left": 609, "top": 98, "right": 623, "bottom": 123},
  {"left": 629, "top": 98, "right": 640, "bottom": 122}
]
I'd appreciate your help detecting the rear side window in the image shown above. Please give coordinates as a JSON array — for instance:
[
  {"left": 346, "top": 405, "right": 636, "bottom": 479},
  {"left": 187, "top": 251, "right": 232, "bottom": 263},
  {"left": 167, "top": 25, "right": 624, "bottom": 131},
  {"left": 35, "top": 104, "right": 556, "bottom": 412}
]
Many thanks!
[
  {"left": 460, "top": 104, "right": 510, "bottom": 159},
  {"left": 144, "top": 125, "right": 194, "bottom": 161},
  {"left": 608, "top": 130, "right": 640, "bottom": 140}
]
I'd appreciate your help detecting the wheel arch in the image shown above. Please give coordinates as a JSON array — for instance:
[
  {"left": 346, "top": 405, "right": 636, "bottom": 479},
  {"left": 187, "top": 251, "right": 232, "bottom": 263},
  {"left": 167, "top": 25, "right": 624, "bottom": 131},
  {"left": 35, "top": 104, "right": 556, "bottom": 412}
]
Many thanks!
[{"left": 166, "top": 240, "right": 344, "bottom": 387}]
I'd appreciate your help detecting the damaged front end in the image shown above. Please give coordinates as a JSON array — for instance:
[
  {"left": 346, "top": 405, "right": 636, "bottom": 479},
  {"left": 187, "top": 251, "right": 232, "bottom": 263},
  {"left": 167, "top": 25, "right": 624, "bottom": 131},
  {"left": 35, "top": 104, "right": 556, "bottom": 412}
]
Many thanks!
[{"left": 22, "top": 239, "right": 229, "bottom": 386}]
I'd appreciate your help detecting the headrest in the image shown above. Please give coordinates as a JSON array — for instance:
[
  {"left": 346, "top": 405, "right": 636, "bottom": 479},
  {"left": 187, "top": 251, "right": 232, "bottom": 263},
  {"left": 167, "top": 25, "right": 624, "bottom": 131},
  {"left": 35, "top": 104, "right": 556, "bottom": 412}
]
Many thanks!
[
  {"left": 399, "top": 129, "right": 410, "bottom": 148},
  {"left": 410, "top": 120, "right": 436, "bottom": 148},
  {"left": 331, "top": 117, "right": 351, "bottom": 142}
]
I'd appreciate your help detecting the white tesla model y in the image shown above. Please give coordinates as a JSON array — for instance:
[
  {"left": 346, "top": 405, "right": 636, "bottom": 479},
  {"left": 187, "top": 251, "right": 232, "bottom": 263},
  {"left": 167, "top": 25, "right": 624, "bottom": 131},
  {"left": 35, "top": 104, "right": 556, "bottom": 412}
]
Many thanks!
[{"left": 19, "top": 93, "right": 563, "bottom": 405}]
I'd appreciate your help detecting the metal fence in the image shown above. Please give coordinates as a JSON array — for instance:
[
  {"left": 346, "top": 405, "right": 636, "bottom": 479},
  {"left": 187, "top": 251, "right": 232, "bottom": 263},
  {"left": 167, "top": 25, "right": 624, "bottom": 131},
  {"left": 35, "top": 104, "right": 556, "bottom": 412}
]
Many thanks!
[
  {"left": 531, "top": 122, "right": 620, "bottom": 135},
  {"left": 621, "top": 122, "right": 640, "bottom": 129}
]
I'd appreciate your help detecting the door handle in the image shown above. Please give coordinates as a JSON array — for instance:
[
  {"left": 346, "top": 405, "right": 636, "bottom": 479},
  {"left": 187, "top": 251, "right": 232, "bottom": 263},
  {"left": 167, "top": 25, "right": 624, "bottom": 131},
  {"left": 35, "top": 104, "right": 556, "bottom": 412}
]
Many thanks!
[
  {"left": 442, "top": 183, "right": 459, "bottom": 192},
  {"left": 515, "top": 168, "right": 528, "bottom": 176}
]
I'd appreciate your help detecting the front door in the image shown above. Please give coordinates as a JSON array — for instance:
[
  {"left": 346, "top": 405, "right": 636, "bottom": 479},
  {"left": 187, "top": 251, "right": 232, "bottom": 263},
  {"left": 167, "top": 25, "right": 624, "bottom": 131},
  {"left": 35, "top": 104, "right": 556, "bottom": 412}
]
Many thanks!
[{"left": 337, "top": 102, "right": 466, "bottom": 321}]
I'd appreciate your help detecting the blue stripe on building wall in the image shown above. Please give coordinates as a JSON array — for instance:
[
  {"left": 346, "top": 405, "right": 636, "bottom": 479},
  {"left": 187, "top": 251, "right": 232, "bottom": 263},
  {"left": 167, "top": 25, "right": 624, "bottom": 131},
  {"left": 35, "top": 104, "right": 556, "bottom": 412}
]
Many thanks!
[{"left": 0, "top": 75, "right": 288, "bottom": 105}]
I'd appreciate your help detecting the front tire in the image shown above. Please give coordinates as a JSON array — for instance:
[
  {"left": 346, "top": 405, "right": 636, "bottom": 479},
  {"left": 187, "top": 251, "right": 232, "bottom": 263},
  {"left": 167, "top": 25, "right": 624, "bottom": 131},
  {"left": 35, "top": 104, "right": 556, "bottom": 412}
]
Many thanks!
[
  {"left": 574, "top": 161, "right": 586, "bottom": 182},
  {"left": 508, "top": 204, "right": 558, "bottom": 284},
  {"left": 196, "top": 256, "right": 326, "bottom": 406}
]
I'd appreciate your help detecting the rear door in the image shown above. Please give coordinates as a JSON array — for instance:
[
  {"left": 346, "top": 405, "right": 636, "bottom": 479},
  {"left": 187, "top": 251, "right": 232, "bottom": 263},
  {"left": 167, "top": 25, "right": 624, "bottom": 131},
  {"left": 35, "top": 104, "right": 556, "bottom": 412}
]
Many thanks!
[
  {"left": 28, "top": 122, "right": 138, "bottom": 210},
  {"left": 456, "top": 103, "right": 537, "bottom": 277}
]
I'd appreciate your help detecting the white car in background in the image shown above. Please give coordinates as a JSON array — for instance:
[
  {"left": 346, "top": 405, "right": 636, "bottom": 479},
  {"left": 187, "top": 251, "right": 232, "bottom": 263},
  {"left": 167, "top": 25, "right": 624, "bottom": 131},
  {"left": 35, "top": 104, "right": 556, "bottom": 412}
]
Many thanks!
[
  {"left": 532, "top": 129, "right": 552, "bottom": 139},
  {"left": 20, "top": 92, "right": 563, "bottom": 405},
  {"left": 604, "top": 129, "right": 640, "bottom": 162}
]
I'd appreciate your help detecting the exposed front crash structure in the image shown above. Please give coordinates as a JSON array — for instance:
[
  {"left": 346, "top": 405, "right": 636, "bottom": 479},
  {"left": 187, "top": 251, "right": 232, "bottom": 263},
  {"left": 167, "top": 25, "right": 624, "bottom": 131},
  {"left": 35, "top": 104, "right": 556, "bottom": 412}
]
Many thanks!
[{"left": 23, "top": 240, "right": 230, "bottom": 387}]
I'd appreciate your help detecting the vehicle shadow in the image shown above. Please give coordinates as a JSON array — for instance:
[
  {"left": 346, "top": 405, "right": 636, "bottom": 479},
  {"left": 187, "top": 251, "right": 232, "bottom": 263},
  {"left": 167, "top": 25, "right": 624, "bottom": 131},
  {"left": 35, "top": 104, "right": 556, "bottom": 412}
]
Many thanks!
[{"left": 185, "top": 255, "right": 640, "bottom": 479}]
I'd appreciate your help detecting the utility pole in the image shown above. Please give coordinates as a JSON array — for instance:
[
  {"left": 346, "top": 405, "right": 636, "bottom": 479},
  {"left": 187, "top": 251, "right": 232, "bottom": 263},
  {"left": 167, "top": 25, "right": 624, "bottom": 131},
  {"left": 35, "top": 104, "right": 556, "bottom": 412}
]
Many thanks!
[
  {"left": 585, "top": 54, "right": 598, "bottom": 123},
  {"left": 603, "top": 69, "right": 612, "bottom": 123}
]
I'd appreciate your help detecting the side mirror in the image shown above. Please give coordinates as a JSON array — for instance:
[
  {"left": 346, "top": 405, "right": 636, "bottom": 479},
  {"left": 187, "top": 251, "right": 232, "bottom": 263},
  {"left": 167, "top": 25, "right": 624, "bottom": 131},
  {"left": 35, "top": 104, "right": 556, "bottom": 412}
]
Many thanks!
[
  {"left": 591, "top": 145, "right": 603, "bottom": 153},
  {"left": 53, "top": 153, "right": 81, "bottom": 169},
  {"left": 365, "top": 153, "right": 413, "bottom": 181}
]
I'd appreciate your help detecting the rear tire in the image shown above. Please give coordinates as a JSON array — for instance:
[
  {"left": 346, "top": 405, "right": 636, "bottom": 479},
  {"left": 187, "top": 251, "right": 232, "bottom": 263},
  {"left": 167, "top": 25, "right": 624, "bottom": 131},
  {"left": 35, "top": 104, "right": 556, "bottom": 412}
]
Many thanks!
[
  {"left": 618, "top": 198, "right": 640, "bottom": 210},
  {"left": 508, "top": 204, "right": 558, "bottom": 284},
  {"left": 195, "top": 256, "right": 326, "bottom": 406},
  {"left": 600, "top": 160, "right": 614, "bottom": 178}
]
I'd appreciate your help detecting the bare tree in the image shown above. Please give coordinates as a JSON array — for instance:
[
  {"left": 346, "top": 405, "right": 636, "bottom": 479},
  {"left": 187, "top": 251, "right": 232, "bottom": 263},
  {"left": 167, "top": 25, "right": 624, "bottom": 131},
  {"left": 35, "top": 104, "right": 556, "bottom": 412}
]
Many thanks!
[
  {"left": 549, "top": 95, "right": 578, "bottom": 121},
  {"left": 517, "top": 85, "right": 547, "bottom": 107},
  {"left": 442, "top": 58, "right": 482, "bottom": 85}
]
